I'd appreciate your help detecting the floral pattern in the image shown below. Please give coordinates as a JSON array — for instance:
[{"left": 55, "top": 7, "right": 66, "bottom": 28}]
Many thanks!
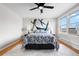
[{"left": 23, "top": 33, "right": 55, "bottom": 45}]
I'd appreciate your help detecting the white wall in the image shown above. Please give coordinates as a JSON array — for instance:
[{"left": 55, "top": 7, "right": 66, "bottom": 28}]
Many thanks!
[
  {"left": 57, "top": 4, "right": 79, "bottom": 50},
  {"left": 22, "top": 17, "right": 56, "bottom": 34},
  {"left": 0, "top": 4, "right": 22, "bottom": 50}
]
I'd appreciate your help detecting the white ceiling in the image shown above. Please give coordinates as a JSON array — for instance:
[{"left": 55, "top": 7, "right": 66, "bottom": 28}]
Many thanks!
[{"left": 2, "top": 3, "right": 78, "bottom": 18}]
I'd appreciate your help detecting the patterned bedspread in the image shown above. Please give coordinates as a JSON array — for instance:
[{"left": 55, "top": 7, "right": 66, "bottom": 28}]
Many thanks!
[{"left": 23, "top": 32, "right": 56, "bottom": 45}]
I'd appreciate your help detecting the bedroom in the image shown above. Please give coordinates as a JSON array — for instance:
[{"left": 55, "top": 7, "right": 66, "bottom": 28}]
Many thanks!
[{"left": 0, "top": 3, "right": 79, "bottom": 56}]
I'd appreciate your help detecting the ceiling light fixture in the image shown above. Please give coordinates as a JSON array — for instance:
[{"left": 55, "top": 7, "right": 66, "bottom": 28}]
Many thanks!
[{"left": 39, "top": 6, "right": 43, "bottom": 9}]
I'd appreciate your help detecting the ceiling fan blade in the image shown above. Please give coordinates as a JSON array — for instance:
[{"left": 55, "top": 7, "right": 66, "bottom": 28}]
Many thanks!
[
  {"left": 44, "top": 6, "right": 54, "bottom": 9},
  {"left": 40, "top": 9, "right": 43, "bottom": 13},
  {"left": 35, "top": 3, "right": 39, "bottom": 5},
  {"left": 30, "top": 7, "right": 38, "bottom": 10}
]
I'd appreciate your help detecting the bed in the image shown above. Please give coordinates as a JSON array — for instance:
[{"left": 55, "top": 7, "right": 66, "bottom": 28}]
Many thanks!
[{"left": 22, "top": 31, "right": 59, "bottom": 50}]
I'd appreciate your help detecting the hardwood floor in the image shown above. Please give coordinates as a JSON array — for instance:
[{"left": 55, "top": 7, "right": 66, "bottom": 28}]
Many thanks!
[
  {"left": 58, "top": 40, "right": 79, "bottom": 55},
  {"left": 0, "top": 39, "right": 22, "bottom": 56},
  {"left": 0, "top": 39, "right": 79, "bottom": 56},
  {"left": 3, "top": 43, "right": 77, "bottom": 56}
]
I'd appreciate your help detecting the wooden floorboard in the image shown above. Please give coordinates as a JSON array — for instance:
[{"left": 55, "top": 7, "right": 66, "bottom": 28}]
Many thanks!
[
  {"left": 58, "top": 40, "right": 79, "bottom": 55},
  {"left": 0, "top": 39, "right": 22, "bottom": 56}
]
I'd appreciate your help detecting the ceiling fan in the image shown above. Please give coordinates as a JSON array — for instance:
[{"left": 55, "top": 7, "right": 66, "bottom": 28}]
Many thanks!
[{"left": 30, "top": 3, "right": 54, "bottom": 13}]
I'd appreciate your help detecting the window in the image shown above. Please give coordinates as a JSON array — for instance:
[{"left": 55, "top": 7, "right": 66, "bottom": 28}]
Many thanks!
[
  {"left": 60, "top": 17, "right": 67, "bottom": 32},
  {"left": 69, "top": 11, "right": 79, "bottom": 34},
  {"left": 59, "top": 10, "right": 79, "bottom": 35}
]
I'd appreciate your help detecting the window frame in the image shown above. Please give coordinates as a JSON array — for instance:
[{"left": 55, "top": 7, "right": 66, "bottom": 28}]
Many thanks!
[
  {"left": 60, "top": 16, "right": 67, "bottom": 32},
  {"left": 59, "top": 10, "right": 79, "bottom": 36}
]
